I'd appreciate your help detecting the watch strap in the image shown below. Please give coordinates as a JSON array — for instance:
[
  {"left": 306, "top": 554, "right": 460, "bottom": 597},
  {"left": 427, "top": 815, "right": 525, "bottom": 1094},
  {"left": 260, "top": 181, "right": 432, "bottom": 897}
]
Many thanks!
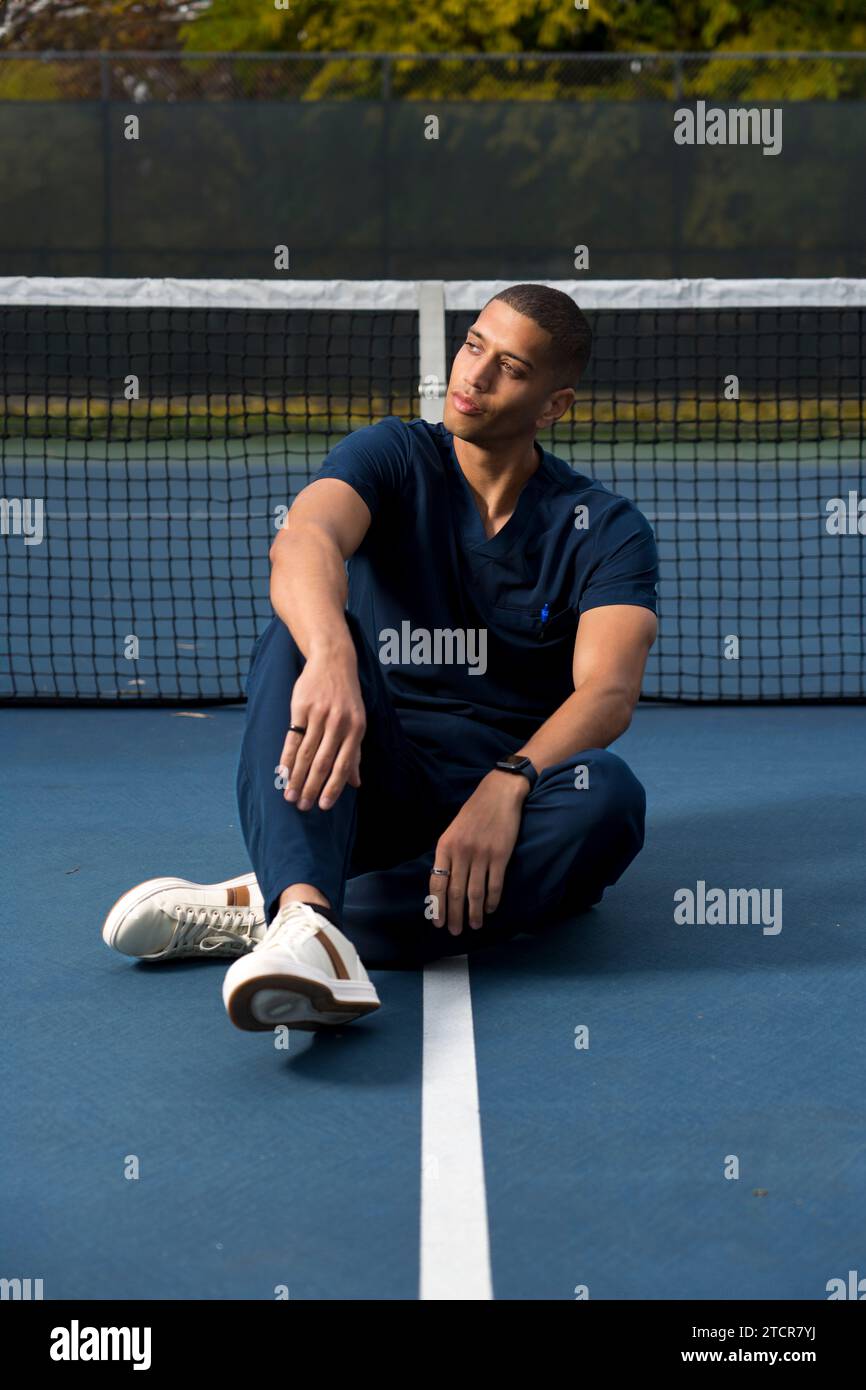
[{"left": 494, "top": 754, "right": 538, "bottom": 790}]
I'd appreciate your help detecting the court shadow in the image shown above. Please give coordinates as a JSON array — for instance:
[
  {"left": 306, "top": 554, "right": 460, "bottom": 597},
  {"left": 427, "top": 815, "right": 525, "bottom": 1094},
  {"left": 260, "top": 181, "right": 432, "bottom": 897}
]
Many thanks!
[{"left": 466, "top": 789, "right": 866, "bottom": 980}]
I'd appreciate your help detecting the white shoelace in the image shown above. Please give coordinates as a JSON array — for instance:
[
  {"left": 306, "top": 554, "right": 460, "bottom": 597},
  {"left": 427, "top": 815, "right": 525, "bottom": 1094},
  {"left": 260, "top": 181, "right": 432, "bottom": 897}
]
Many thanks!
[
  {"left": 170, "top": 904, "right": 260, "bottom": 955},
  {"left": 260, "top": 901, "right": 328, "bottom": 952}
]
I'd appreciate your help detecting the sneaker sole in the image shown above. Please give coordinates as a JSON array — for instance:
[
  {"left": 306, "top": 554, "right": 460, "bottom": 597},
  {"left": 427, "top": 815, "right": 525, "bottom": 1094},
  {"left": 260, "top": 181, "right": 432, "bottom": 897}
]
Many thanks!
[
  {"left": 102, "top": 875, "right": 264, "bottom": 959},
  {"left": 223, "top": 961, "right": 381, "bottom": 1032}
]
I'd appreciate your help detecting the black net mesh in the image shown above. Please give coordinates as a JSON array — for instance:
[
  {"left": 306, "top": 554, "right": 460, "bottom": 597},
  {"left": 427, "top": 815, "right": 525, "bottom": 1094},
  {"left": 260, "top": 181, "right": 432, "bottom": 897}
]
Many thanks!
[{"left": 1, "top": 294, "right": 864, "bottom": 704}]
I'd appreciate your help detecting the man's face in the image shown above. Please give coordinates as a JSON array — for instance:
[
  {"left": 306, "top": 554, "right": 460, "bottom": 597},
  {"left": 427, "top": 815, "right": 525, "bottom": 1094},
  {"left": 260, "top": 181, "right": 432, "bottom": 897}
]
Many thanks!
[{"left": 443, "top": 299, "right": 569, "bottom": 445}]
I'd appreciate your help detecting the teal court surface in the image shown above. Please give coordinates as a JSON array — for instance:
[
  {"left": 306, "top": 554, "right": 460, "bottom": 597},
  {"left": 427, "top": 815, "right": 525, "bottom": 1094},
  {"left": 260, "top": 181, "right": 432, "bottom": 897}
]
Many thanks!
[{"left": 2, "top": 701, "right": 863, "bottom": 1300}]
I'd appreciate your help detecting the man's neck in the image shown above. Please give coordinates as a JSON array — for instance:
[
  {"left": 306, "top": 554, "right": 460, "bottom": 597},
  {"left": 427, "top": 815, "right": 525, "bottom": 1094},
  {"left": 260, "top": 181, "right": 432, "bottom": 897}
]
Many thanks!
[{"left": 452, "top": 435, "right": 541, "bottom": 530}]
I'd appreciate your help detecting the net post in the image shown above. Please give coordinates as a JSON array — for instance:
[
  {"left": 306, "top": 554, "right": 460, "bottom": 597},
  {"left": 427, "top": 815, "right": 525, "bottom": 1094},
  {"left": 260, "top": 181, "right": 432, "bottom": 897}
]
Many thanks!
[{"left": 418, "top": 280, "right": 447, "bottom": 424}]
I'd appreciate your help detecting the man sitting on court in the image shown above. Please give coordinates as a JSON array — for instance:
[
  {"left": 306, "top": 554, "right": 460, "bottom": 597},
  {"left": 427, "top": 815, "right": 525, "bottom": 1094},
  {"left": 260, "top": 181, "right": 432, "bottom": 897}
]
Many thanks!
[{"left": 102, "top": 283, "right": 659, "bottom": 1033}]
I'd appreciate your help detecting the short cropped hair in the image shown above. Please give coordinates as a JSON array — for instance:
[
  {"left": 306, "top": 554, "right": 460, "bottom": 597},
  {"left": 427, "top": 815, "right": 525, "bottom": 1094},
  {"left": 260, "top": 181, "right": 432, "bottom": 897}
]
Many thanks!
[{"left": 485, "top": 283, "right": 592, "bottom": 388}]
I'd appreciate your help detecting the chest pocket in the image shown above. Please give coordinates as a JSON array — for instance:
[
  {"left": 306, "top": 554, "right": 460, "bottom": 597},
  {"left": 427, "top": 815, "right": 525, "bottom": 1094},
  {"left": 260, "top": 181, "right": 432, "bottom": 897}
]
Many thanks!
[{"left": 490, "top": 604, "right": 577, "bottom": 645}]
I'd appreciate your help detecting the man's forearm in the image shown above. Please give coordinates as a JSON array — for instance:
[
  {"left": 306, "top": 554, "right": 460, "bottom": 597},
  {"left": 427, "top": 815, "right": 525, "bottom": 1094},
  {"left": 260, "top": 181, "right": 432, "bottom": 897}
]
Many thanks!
[
  {"left": 514, "top": 682, "right": 634, "bottom": 776},
  {"left": 269, "top": 526, "right": 356, "bottom": 663}
]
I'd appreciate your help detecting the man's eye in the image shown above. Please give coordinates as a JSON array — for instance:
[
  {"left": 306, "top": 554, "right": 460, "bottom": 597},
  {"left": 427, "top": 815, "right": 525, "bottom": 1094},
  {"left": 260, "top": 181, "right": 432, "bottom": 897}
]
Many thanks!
[
  {"left": 465, "top": 342, "right": 521, "bottom": 376},
  {"left": 464, "top": 341, "right": 522, "bottom": 377}
]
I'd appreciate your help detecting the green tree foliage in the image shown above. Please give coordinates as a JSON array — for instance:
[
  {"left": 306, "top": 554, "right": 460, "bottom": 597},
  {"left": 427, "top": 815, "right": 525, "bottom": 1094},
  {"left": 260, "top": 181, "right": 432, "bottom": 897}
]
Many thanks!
[
  {"left": 0, "top": 0, "right": 213, "bottom": 95},
  {"left": 0, "top": 1, "right": 211, "bottom": 51},
  {"left": 3, "top": 0, "right": 865, "bottom": 55},
  {"left": 185, "top": 0, "right": 866, "bottom": 56},
  {"left": 2, "top": 1, "right": 864, "bottom": 101}
]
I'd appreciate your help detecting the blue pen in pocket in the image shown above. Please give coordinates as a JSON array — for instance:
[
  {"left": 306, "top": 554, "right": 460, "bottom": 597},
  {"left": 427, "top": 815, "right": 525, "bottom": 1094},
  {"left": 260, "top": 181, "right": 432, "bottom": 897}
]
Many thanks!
[{"left": 538, "top": 601, "right": 550, "bottom": 639}]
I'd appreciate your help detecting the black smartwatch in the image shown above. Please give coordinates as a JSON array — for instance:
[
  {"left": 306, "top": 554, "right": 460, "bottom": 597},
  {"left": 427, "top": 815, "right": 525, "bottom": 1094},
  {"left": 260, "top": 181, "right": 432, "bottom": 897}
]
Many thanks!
[{"left": 493, "top": 753, "right": 538, "bottom": 790}]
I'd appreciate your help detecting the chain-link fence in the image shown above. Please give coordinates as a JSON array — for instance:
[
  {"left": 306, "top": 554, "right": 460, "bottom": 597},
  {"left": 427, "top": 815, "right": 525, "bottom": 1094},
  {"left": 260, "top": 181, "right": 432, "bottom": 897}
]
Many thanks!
[
  {"left": 2, "top": 50, "right": 866, "bottom": 101},
  {"left": 1, "top": 52, "right": 865, "bottom": 277}
]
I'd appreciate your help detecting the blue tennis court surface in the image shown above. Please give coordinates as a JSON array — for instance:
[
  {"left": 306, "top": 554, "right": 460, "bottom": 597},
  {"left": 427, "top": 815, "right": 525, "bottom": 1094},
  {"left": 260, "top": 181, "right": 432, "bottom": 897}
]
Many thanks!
[{"left": 2, "top": 702, "right": 863, "bottom": 1299}]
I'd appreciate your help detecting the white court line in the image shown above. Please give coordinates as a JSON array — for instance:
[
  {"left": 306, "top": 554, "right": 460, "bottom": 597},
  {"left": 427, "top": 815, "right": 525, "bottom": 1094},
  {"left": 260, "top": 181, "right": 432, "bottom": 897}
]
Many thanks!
[{"left": 420, "top": 955, "right": 493, "bottom": 1301}]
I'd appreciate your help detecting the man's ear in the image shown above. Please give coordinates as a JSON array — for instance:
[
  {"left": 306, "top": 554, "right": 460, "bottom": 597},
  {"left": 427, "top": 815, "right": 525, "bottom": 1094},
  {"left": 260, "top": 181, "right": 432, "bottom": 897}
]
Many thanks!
[{"left": 537, "top": 386, "right": 577, "bottom": 429}]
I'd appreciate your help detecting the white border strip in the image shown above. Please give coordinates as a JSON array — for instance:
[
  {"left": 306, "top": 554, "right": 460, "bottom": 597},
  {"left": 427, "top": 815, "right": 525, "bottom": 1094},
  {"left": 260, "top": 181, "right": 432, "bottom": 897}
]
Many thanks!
[
  {"left": 0, "top": 277, "right": 422, "bottom": 311},
  {"left": 444, "top": 277, "right": 866, "bottom": 310},
  {"left": 2, "top": 276, "right": 866, "bottom": 311},
  {"left": 420, "top": 956, "right": 493, "bottom": 1301}
]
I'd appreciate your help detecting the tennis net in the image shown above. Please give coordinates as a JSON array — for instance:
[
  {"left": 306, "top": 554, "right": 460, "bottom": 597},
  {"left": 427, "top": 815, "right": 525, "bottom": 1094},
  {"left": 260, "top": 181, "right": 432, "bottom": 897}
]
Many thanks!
[{"left": 1, "top": 277, "right": 864, "bottom": 705}]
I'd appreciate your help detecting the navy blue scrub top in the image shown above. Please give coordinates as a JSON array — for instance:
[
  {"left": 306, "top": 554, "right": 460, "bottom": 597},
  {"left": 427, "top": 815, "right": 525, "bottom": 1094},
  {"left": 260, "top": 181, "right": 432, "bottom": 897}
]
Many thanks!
[{"left": 310, "top": 416, "right": 658, "bottom": 770}]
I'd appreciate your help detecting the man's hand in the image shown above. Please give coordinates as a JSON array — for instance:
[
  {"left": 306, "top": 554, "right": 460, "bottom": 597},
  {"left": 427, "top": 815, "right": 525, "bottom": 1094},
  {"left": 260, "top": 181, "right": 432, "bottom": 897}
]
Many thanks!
[
  {"left": 428, "top": 771, "right": 529, "bottom": 935},
  {"left": 279, "top": 650, "right": 367, "bottom": 812},
  {"left": 269, "top": 477, "right": 374, "bottom": 813}
]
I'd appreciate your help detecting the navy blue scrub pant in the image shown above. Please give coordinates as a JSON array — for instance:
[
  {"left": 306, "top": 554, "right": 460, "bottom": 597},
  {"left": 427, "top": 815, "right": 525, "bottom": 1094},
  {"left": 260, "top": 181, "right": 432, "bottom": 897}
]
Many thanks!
[{"left": 237, "top": 612, "right": 647, "bottom": 969}]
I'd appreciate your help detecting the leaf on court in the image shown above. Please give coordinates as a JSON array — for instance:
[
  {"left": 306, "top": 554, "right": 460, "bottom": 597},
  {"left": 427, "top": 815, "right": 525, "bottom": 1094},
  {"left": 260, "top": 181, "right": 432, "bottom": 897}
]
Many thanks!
[
  {"left": 171, "top": 712, "right": 213, "bottom": 719},
  {"left": 65, "top": 866, "right": 81, "bottom": 875}
]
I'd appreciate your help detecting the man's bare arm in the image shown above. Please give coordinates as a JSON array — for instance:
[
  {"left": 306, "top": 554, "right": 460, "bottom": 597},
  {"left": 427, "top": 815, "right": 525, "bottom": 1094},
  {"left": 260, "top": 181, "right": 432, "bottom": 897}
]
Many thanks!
[
  {"left": 427, "top": 603, "right": 657, "bottom": 935},
  {"left": 269, "top": 478, "right": 370, "bottom": 660},
  {"left": 269, "top": 478, "right": 372, "bottom": 811},
  {"left": 511, "top": 604, "right": 658, "bottom": 780}
]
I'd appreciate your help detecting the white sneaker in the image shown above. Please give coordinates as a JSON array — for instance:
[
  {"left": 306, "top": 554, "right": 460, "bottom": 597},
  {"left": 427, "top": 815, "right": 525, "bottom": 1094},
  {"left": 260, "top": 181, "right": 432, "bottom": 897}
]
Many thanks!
[
  {"left": 102, "top": 874, "right": 266, "bottom": 960},
  {"left": 222, "top": 900, "right": 381, "bottom": 1032}
]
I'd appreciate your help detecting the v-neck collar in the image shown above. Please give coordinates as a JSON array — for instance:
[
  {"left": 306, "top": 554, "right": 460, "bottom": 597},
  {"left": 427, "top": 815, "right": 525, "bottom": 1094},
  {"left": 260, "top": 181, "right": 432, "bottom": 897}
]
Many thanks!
[{"left": 445, "top": 431, "right": 547, "bottom": 557}]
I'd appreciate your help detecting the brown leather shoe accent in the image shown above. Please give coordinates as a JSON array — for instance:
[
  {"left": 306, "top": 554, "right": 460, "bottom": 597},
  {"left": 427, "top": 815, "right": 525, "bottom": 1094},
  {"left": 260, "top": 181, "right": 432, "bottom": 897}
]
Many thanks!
[
  {"left": 315, "top": 928, "right": 350, "bottom": 979},
  {"left": 226, "top": 887, "right": 236, "bottom": 906},
  {"left": 233, "top": 885, "right": 250, "bottom": 907}
]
